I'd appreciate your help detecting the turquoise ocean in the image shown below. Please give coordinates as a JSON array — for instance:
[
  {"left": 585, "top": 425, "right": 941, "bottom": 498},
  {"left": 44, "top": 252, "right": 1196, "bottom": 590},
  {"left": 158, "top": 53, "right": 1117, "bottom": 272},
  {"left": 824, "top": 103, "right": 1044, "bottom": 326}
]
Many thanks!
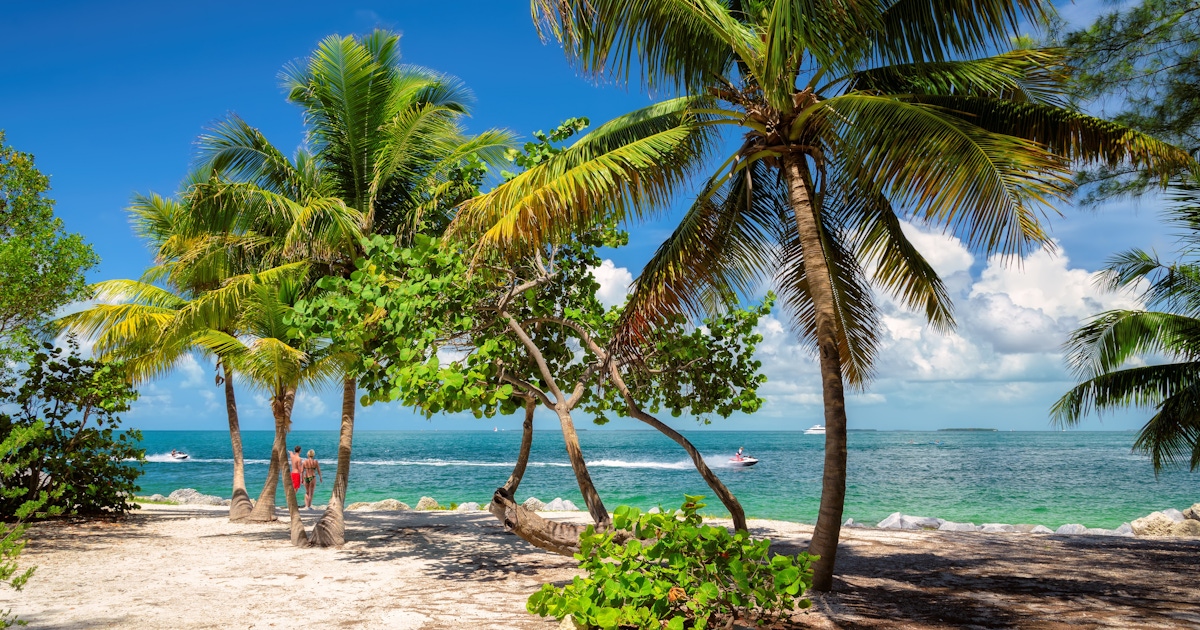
[{"left": 136, "top": 430, "right": 1197, "bottom": 529}]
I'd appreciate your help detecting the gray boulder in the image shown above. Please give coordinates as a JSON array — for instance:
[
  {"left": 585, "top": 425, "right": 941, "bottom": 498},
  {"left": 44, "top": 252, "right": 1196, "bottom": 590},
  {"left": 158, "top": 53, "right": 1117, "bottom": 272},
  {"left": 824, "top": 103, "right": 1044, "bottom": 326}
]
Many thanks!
[
  {"left": 980, "top": 523, "right": 1016, "bottom": 533},
  {"left": 415, "top": 496, "right": 439, "bottom": 511},
  {"left": 455, "top": 502, "right": 480, "bottom": 512},
  {"left": 346, "top": 502, "right": 373, "bottom": 511},
  {"left": 1030, "top": 525, "right": 1054, "bottom": 534},
  {"left": 374, "top": 499, "right": 410, "bottom": 511},
  {"left": 544, "top": 498, "right": 574, "bottom": 511},
  {"left": 522, "top": 497, "right": 546, "bottom": 511},
  {"left": 147, "top": 494, "right": 167, "bottom": 502},
  {"left": 1055, "top": 524, "right": 1087, "bottom": 535},
  {"left": 938, "top": 521, "right": 979, "bottom": 532},
  {"left": 167, "top": 488, "right": 225, "bottom": 506},
  {"left": 1132, "top": 512, "right": 1176, "bottom": 536},
  {"left": 1116, "top": 522, "right": 1133, "bottom": 535},
  {"left": 1162, "top": 508, "right": 1187, "bottom": 522},
  {"left": 876, "top": 512, "right": 904, "bottom": 529},
  {"left": 1084, "top": 527, "right": 1120, "bottom": 536}
]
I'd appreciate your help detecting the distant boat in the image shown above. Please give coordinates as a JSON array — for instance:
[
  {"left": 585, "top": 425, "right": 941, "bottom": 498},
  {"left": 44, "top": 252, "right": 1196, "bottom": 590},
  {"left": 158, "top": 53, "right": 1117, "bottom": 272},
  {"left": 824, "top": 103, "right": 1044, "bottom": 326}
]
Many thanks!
[
  {"left": 493, "top": 427, "right": 498, "bottom": 432},
  {"left": 729, "top": 456, "right": 759, "bottom": 467},
  {"left": 169, "top": 451, "right": 189, "bottom": 460},
  {"left": 804, "top": 425, "right": 825, "bottom": 435}
]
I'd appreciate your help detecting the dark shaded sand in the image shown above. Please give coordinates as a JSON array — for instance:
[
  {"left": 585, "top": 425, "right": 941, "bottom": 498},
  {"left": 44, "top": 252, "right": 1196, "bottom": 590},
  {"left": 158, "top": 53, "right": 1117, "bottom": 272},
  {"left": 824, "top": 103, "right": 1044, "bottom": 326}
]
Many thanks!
[{"left": 0, "top": 505, "right": 1195, "bottom": 629}]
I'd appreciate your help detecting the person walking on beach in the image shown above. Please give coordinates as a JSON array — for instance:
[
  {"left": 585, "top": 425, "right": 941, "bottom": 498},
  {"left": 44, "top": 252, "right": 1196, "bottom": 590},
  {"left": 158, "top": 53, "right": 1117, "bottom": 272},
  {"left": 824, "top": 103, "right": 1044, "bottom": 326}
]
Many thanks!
[
  {"left": 289, "top": 446, "right": 303, "bottom": 492},
  {"left": 302, "top": 449, "right": 323, "bottom": 509}
]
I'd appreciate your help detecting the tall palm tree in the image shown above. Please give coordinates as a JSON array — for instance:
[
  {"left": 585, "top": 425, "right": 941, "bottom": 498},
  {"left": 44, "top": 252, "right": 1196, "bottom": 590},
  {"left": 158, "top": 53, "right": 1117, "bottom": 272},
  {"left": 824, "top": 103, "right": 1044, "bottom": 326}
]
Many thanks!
[
  {"left": 1053, "top": 179, "right": 1200, "bottom": 471},
  {"left": 455, "top": 0, "right": 1192, "bottom": 589},
  {"left": 196, "top": 277, "right": 340, "bottom": 541},
  {"left": 53, "top": 191, "right": 264, "bottom": 520},
  {"left": 197, "top": 30, "right": 514, "bottom": 545}
]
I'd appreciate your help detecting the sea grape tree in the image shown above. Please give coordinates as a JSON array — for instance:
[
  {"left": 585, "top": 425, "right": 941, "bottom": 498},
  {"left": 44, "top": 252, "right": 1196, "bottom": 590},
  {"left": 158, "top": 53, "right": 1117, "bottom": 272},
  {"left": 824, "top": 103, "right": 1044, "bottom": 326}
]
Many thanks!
[{"left": 290, "top": 227, "right": 771, "bottom": 553}]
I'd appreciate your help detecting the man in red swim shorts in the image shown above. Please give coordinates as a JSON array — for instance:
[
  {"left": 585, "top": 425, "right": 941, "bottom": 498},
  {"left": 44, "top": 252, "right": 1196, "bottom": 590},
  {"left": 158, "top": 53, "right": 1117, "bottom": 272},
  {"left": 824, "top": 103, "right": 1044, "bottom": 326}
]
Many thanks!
[{"left": 289, "top": 445, "right": 303, "bottom": 490}]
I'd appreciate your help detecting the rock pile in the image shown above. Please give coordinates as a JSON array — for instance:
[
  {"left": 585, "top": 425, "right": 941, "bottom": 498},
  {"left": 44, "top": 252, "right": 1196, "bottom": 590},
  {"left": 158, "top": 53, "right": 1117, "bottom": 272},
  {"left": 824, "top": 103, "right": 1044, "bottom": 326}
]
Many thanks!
[
  {"left": 166, "top": 488, "right": 228, "bottom": 506},
  {"left": 346, "top": 499, "right": 410, "bottom": 511},
  {"left": 1131, "top": 505, "right": 1200, "bottom": 537},
  {"left": 414, "top": 497, "right": 439, "bottom": 511},
  {"left": 861, "top": 502, "right": 1200, "bottom": 538},
  {"left": 455, "top": 502, "right": 480, "bottom": 512}
]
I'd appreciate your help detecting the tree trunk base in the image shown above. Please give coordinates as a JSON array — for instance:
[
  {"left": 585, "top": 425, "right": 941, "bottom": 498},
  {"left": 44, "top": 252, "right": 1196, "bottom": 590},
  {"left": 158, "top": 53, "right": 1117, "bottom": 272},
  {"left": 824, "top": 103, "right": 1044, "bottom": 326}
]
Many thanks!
[
  {"left": 243, "top": 505, "right": 278, "bottom": 522},
  {"left": 309, "top": 506, "right": 345, "bottom": 547},
  {"left": 228, "top": 488, "right": 254, "bottom": 521},
  {"left": 488, "top": 487, "right": 625, "bottom": 556}
]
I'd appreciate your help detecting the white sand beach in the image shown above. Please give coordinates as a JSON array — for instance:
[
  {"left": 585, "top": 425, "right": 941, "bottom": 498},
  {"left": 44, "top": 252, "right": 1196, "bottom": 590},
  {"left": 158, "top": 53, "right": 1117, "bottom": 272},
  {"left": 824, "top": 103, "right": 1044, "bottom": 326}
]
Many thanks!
[{"left": 2, "top": 504, "right": 1198, "bottom": 629}]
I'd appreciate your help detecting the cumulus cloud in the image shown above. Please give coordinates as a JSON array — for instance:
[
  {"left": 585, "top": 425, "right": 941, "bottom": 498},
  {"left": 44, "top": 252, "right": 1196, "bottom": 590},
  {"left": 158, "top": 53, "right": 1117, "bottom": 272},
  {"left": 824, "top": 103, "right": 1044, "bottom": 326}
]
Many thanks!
[
  {"left": 591, "top": 260, "right": 633, "bottom": 308},
  {"left": 295, "top": 391, "right": 328, "bottom": 419},
  {"left": 745, "top": 227, "right": 1145, "bottom": 424},
  {"left": 177, "top": 353, "right": 205, "bottom": 388}
]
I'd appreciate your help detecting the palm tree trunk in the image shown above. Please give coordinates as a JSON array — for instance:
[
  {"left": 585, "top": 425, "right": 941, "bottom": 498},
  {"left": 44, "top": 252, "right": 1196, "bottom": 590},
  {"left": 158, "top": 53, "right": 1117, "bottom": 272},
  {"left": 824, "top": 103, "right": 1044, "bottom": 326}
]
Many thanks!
[
  {"left": 310, "top": 377, "right": 355, "bottom": 547},
  {"left": 269, "top": 388, "right": 309, "bottom": 547},
  {"left": 501, "top": 400, "right": 536, "bottom": 495},
  {"left": 223, "top": 363, "right": 253, "bottom": 521},
  {"left": 555, "top": 407, "right": 609, "bottom": 525},
  {"left": 784, "top": 155, "right": 849, "bottom": 592},
  {"left": 246, "top": 419, "right": 286, "bottom": 522}
]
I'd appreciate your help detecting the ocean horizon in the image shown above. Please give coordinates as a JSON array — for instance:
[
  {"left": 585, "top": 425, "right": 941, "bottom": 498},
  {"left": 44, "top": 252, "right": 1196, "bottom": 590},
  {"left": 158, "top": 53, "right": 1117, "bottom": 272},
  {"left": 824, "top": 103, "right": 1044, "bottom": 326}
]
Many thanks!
[{"left": 133, "top": 429, "right": 1196, "bottom": 529}]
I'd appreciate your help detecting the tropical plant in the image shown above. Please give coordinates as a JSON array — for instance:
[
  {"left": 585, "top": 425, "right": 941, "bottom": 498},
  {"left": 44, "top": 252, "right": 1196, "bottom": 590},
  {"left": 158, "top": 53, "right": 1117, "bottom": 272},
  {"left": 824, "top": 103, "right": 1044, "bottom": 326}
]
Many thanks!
[
  {"left": 197, "top": 278, "right": 340, "bottom": 544},
  {"left": 526, "top": 496, "right": 813, "bottom": 630},
  {"left": 0, "top": 131, "right": 98, "bottom": 366},
  {"left": 1053, "top": 178, "right": 1200, "bottom": 471},
  {"left": 0, "top": 418, "right": 63, "bottom": 628},
  {"left": 452, "top": 0, "right": 1193, "bottom": 590},
  {"left": 194, "top": 29, "right": 514, "bottom": 545},
  {"left": 292, "top": 226, "right": 771, "bottom": 554},
  {"left": 0, "top": 338, "right": 142, "bottom": 517},
  {"left": 53, "top": 190, "right": 288, "bottom": 521}
]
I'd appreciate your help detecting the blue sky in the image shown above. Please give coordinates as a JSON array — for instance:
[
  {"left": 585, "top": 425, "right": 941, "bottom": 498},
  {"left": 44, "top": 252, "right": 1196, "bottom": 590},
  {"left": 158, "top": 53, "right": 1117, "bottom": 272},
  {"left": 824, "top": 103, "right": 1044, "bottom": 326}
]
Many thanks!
[{"left": 1, "top": 1, "right": 1172, "bottom": 432}]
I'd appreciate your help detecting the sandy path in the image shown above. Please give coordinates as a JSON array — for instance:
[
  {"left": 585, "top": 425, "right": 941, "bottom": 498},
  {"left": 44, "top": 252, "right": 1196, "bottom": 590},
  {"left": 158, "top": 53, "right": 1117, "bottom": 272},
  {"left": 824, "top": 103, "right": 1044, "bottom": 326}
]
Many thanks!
[{"left": 2, "top": 505, "right": 1197, "bottom": 629}]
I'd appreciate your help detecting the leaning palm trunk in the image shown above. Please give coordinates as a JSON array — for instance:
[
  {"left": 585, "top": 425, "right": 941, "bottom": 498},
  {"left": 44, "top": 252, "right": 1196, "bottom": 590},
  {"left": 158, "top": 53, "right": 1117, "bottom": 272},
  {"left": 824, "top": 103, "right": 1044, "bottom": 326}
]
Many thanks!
[
  {"left": 555, "top": 408, "right": 609, "bottom": 525},
  {"left": 246, "top": 420, "right": 287, "bottom": 522},
  {"left": 784, "top": 157, "right": 850, "bottom": 592},
  {"left": 268, "top": 389, "right": 309, "bottom": 547},
  {"left": 223, "top": 364, "right": 253, "bottom": 521},
  {"left": 501, "top": 400, "right": 536, "bottom": 495},
  {"left": 310, "top": 377, "right": 355, "bottom": 547}
]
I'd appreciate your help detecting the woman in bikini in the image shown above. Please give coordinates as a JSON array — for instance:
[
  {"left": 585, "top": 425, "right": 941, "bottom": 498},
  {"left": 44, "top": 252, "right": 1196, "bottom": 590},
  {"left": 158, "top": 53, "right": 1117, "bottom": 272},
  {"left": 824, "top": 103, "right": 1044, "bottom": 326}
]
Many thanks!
[{"left": 302, "top": 449, "right": 323, "bottom": 509}]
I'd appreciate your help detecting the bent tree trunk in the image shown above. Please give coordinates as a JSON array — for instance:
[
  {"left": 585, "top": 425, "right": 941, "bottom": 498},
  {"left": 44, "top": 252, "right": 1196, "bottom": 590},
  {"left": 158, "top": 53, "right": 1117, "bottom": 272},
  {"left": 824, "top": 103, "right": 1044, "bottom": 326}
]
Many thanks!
[
  {"left": 310, "top": 377, "right": 355, "bottom": 547},
  {"left": 555, "top": 407, "right": 609, "bottom": 526},
  {"left": 223, "top": 363, "right": 253, "bottom": 521},
  {"left": 784, "top": 156, "right": 850, "bottom": 592},
  {"left": 501, "top": 400, "right": 536, "bottom": 495},
  {"left": 269, "top": 388, "right": 309, "bottom": 547},
  {"left": 625, "top": 402, "right": 747, "bottom": 531},
  {"left": 246, "top": 419, "right": 287, "bottom": 522}
]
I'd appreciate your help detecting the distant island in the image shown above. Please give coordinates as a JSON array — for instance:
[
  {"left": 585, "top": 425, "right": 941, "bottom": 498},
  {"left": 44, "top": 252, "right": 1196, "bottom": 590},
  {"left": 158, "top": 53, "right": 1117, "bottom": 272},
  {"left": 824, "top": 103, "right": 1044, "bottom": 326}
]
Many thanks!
[{"left": 938, "top": 428, "right": 998, "bottom": 432}]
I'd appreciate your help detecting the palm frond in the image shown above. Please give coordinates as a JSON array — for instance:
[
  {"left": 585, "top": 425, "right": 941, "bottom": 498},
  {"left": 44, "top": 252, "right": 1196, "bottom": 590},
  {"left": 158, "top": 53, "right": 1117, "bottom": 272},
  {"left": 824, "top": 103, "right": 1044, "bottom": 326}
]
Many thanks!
[
  {"left": 1051, "top": 361, "right": 1200, "bottom": 425},
  {"left": 845, "top": 48, "right": 1069, "bottom": 106},
  {"left": 819, "top": 94, "right": 1070, "bottom": 257},
  {"left": 869, "top": 0, "right": 1048, "bottom": 65},
  {"left": 1063, "top": 309, "right": 1200, "bottom": 379}
]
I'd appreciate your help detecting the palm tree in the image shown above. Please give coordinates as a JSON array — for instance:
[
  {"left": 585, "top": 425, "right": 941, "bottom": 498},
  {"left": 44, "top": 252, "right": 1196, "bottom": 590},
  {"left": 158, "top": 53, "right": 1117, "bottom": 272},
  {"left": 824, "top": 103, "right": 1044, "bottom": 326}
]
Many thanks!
[
  {"left": 197, "top": 30, "right": 514, "bottom": 545},
  {"left": 197, "top": 277, "right": 340, "bottom": 538},
  {"left": 53, "top": 191, "right": 263, "bottom": 520},
  {"left": 455, "top": 0, "right": 1192, "bottom": 590},
  {"left": 1053, "top": 179, "right": 1200, "bottom": 471}
]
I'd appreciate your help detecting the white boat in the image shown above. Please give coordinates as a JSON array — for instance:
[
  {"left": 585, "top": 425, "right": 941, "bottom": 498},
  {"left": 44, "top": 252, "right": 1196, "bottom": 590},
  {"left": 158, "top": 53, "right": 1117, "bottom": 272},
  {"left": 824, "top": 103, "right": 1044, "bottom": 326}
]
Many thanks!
[
  {"left": 804, "top": 424, "right": 826, "bottom": 435},
  {"left": 170, "top": 452, "right": 189, "bottom": 460},
  {"left": 728, "top": 456, "right": 759, "bottom": 467}
]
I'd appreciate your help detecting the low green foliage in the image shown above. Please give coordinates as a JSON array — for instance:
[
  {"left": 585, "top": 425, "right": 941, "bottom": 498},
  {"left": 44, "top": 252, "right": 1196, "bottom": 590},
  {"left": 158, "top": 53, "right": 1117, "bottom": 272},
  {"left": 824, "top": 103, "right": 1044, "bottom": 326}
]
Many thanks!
[
  {"left": 0, "top": 339, "right": 143, "bottom": 517},
  {"left": 527, "top": 496, "right": 814, "bottom": 629}
]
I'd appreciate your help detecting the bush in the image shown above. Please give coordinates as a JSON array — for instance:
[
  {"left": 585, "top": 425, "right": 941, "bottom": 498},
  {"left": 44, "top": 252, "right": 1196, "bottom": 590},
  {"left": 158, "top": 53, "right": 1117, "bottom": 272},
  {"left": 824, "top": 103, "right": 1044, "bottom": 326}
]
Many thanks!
[
  {"left": 527, "top": 496, "right": 814, "bottom": 629},
  {"left": 0, "top": 339, "right": 143, "bottom": 518}
]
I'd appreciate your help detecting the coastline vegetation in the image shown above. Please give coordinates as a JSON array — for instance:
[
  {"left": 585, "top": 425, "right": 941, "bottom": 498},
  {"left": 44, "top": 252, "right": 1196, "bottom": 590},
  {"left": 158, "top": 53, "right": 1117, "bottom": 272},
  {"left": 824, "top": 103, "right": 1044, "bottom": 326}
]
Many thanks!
[{"left": 8, "top": 0, "right": 1197, "bottom": 625}]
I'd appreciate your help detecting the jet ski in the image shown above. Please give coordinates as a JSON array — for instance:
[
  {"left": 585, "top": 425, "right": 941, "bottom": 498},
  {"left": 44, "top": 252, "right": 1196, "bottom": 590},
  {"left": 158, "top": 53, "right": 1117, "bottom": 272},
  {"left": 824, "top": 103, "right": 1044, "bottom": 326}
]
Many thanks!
[
  {"left": 728, "top": 456, "right": 759, "bottom": 467},
  {"left": 170, "top": 451, "right": 189, "bottom": 460}
]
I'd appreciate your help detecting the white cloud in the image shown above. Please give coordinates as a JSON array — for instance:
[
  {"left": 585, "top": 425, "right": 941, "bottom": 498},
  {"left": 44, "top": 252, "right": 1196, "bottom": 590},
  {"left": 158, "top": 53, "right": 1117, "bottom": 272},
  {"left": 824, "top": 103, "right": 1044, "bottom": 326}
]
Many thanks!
[
  {"left": 295, "top": 391, "right": 328, "bottom": 419},
  {"left": 591, "top": 259, "right": 633, "bottom": 308},
  {"left": 177, "top": 353, "right": 205, "bottom": 388}
]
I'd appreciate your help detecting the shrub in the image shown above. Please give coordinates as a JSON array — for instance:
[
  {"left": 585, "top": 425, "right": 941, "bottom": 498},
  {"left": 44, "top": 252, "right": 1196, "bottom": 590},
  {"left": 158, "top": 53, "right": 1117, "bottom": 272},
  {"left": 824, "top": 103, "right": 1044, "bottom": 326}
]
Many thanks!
[
  {"left": 0, "top": 339, "right": 143, "bottom": 518},
  {"left": 527, "top": 496, "right": 814, "bottom": 629}
]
